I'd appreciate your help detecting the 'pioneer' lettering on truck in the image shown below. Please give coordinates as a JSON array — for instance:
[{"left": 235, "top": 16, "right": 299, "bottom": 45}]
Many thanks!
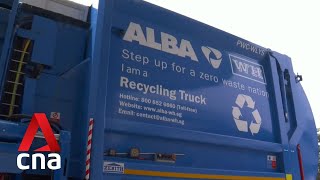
[{"left": 123, "top": 22, "right": 198, "bottom": 61}]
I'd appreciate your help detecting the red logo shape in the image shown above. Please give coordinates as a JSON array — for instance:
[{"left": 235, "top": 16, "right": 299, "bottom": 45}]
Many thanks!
[{"left": 18, "top": 113, "right": 61, "bottom": 152}]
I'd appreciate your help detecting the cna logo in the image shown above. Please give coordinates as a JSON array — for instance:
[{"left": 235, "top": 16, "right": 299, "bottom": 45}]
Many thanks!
[
  {"left": 201, "top": 46, "right": 223, "bottom": 69},
  {"left": 17, "top": 113, "right": 61, "bottom": 170}
]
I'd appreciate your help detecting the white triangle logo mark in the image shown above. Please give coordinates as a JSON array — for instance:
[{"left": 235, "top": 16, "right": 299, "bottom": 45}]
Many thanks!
[{"left": 201, "top": 46, "right": 223, "bottom": 69}]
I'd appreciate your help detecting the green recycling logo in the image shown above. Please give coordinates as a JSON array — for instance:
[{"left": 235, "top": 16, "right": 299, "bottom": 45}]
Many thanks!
[{"left": 232, "top": 94, "right": 262, "bottom": 135}]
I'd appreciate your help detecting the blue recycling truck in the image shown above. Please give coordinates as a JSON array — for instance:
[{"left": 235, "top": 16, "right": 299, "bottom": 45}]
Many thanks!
[{"left": 0, "top": 0, "right": 318, "bottom": 179}]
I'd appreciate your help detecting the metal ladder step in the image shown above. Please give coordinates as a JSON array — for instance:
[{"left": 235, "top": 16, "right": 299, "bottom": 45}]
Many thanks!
[
  {"left": 13, "top": 49, "right": 30, "bottom": 54},
  {"left": 1, "top": 103, "right": 19, "bottom": 107},
  {"left": 11, "top": 59, "right": 27, "bottom": 64},
  {"left": 4, "top": 92, "right": 22, "bottom": 96},
  {"left": 0, "top": 39, "right": 32, "bottom": 119},
  {"left": 9, "top": 70, "right": 26, "bottom": 75},
  {"left": 7, "top": 81, "right": 23, "bottom": 85}
]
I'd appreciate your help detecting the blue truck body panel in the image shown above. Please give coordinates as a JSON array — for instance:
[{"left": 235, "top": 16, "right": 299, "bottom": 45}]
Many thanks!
[
  {"left": 0, "top": 0, "right": 317, "bottom": 179},
  {"left": 0, "top": 7, "right": 9, "bottom": 56},
  {"left": 0, "top": 0, "right": 14, "bottom": 8},
  {"left": 88, "top": 0, "right": 317, "bottom": 179}
]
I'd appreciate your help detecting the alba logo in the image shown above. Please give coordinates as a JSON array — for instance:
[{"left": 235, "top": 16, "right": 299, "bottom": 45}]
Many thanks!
[
  {"left": 201, "top": 46, "right": 223, "bottom": 69},
  {"left": 17, "top": 113, "right": 61, "bottom": 170}
]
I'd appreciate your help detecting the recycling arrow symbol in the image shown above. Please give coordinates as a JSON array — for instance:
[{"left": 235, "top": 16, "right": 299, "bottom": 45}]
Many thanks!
[{"left": 232, "top": 94, "right": 262, "bottom": 135}]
